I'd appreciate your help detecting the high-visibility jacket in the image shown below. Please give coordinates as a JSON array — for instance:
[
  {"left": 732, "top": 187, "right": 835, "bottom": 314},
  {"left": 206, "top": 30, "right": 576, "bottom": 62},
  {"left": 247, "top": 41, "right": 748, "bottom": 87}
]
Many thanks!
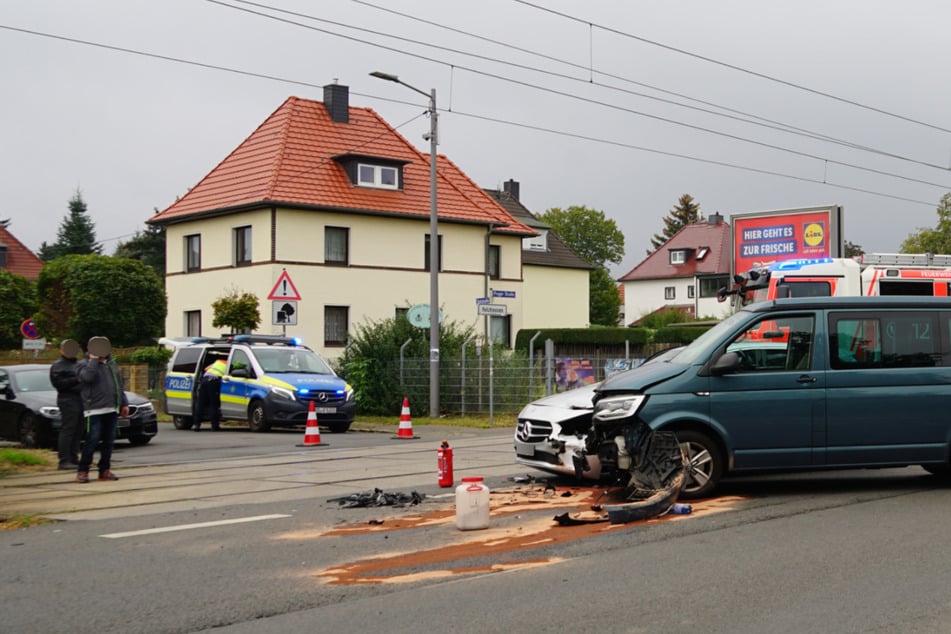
[{"left": 203, "top": 359, "right": 227, "bottom": 379}]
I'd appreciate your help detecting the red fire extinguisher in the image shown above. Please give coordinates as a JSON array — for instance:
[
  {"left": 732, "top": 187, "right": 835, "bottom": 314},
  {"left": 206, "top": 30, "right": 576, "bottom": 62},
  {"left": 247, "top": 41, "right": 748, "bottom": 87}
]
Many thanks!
[{"left": 437, "top": 440, "right": 454, "bottom": 488}]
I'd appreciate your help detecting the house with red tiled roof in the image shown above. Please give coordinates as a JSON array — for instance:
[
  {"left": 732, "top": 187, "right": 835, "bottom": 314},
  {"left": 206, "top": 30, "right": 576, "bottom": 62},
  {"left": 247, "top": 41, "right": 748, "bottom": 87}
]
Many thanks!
[
  {"left": 149, "top": 84, "right": 548, "bottom": 355},
  {"left": 617, "top": 214, "right": 733, "bottom": 324},
  {"left": 484, "top": 180, "right": 593, "bottom": 329},
  {"left": 0, "top": 225, "right": 43, "bottom": 281}
]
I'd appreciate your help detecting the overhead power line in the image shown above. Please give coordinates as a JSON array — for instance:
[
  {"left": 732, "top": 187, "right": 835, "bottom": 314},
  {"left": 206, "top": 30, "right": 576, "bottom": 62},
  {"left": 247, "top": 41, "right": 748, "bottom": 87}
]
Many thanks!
[{"left": 515, "top": 0, "right": 951, "bottom": 135}]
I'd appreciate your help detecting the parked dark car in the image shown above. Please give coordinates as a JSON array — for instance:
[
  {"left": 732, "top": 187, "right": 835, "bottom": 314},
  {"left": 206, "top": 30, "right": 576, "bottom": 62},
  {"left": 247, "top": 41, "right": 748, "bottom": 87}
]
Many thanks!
[{"left": 0, "top": 364, "right": 158, "bottom": 449}]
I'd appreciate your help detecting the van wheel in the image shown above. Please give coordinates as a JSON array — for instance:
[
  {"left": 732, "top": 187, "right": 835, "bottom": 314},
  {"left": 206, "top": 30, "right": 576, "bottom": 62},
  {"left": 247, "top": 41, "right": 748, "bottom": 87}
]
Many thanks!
[
  {"left": 328, "top": 421, "right": 351, "bottom": 433},
  {"left": 248, "top": 402, "right": 270, "bottom": 432},
  {"left": 173, "top": 416, "right": 194, "bottom": 430},
  {"left": 676, "top": 430, "right": 723, "bottom": 499}
]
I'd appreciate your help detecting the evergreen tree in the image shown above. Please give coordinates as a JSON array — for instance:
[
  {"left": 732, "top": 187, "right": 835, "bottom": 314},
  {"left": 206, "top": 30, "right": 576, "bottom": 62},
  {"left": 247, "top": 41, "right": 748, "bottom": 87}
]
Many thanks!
[
  {"left": 649, "top": 194, "right": 702, "bottom": 253},
  {"left": 38, "top": 190, "right": 102, "bottom": 262},
  {"left": 115, "top": 223, "right": 166, "bottom": 280},
  {"left": 589, "top": 267, "right": 621, "bottom": 326},
  {"left": 844, "top": 240, "right": 864, "bottom": 258}
]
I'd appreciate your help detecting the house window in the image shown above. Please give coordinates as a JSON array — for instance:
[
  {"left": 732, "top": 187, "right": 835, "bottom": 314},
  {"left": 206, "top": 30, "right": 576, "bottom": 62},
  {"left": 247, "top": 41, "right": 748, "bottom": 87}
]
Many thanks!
[
  {"left": 490, "top": 315, "right": 511, "bottom": 347},
  {"left": 665, "top": 287, "right": 676, "bottom": 300},
  {"left": 185, "top": 235, "right": 201, "bottom": 272},
  {"left": 324, "top": 306, "right": 349, "bottom": 347},
  {"left": 185, "top": 310, "right": 201, "bottom": 337},
  {"left": 234, "top": 226, "right": 252, "bottom": 266},
  {"left": 669, "top": 250, "right": 686, "bottom": 265},
  {"left": 424, "top": 234, "right": 443, "bottom": 272},
  {"left": 325, "top": 226, "right": 349, "bottom": 265},
  {"left": 700, "top": 275, "right": 730, "bottom": 298},
  {"left": 488, "top": 245, "right": 500, "bottom": 280},
  {"left": 0, "top": 244, "right": 7, "bottom": 268},
  {"left": 523, "top": 230, "right": 548, "bottom": 252},
  {"left": 357, "top": 163, "right": 398, "bottom": 190},
  {"left": 687, "top": 285, "right": 695, "bottom": 298}
]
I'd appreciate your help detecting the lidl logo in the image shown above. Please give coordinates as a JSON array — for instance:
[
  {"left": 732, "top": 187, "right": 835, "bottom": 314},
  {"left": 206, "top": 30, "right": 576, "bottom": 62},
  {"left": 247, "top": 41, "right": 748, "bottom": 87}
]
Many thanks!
[{"left": 803, "top": 222, "right": 825, "bottom": 248}]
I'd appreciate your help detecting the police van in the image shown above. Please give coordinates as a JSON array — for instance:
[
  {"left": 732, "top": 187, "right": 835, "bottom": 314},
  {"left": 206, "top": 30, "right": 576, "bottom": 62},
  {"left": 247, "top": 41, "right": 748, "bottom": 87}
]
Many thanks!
[{"left": 163, "top": 335, "right": 355, "bottom": 433}]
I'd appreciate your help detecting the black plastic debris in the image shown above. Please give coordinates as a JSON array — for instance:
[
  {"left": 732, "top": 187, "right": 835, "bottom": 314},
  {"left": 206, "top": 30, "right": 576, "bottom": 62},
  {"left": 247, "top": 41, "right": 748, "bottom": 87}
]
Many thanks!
[
  {"left": 329, "top": 488, "right": 425, "bottom": 508},
  {"left": 553, "top": 511, "right": 608, "bottom": 526}
]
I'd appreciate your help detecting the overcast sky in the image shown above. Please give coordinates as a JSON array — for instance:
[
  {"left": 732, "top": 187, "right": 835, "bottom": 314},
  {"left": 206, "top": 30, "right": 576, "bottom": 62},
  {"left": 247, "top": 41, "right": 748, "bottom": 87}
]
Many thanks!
[{"left": 3, "top": 0, "right": 950, "bottom": 277}]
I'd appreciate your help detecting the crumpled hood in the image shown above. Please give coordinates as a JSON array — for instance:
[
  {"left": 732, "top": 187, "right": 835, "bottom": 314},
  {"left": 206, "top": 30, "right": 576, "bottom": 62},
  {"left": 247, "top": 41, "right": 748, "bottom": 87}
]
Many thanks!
[
  {"left": 598, "top": 360, "right": 689, "bottom": 393},
  {"left": 526, "top": 383, "right": 599, "bottom": 410}
]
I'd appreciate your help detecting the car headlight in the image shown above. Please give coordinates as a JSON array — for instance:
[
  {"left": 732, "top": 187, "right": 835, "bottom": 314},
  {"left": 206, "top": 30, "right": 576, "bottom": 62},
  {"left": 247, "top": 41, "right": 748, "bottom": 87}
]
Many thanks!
[
  {"left": 39, "top": 406, "right": 61, "bottom": 418},
  {"left": 136, "top": 402, "right": 155, "bottom": 413},
  {"left": 593, "top": 395, "right": 646, "bottom": 424},
  {"left": 345, "top": 383, "right": 355, "bottom": 401},
  {"left": 271, "top": 386, "right": 296, "bottom": 401}
]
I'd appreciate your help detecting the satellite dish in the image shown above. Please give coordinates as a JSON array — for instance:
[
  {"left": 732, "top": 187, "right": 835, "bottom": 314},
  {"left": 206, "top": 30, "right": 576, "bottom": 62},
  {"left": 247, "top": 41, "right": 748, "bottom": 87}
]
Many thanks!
[{"left": 405, "top": 304, "right": 444, "bottom": 329}]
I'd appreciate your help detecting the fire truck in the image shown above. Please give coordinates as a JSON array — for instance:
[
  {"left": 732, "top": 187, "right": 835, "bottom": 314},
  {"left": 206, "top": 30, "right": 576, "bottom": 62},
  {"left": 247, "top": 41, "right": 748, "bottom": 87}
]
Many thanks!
[{"left": 719, "top": 253, "right": 951, "bottom": 310}]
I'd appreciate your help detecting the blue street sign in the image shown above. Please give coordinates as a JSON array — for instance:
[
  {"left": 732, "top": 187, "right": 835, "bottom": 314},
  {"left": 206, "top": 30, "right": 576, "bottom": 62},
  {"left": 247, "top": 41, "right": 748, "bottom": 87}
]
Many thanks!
[
  {"left": 475, "top": 297, "right": 490, "bottom": 305},
  {"left": 491, "top": 290, "right": 516, "bottom": 298}
]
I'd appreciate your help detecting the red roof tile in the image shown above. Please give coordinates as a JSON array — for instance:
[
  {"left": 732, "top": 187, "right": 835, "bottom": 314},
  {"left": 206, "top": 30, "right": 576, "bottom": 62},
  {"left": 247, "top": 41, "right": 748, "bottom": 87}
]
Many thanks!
[
  {"left": 618, "top": 220, "right": 732, "bottom": 281},
  {"left": 151, "top": 96, "right": 534, "bottom": 236},
  {"left": 0, "top": 225, "right": 43, "bottom": 281}
]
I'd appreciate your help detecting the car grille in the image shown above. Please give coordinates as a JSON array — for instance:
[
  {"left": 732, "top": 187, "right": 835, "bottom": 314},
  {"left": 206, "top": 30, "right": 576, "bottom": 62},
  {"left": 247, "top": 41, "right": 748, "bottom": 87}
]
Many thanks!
[
  {"left": 516, "top": 418, "right": 553, "bottom": 443},
  {"left": 301, "top": 392, "right": 347, "bottom": 406}
]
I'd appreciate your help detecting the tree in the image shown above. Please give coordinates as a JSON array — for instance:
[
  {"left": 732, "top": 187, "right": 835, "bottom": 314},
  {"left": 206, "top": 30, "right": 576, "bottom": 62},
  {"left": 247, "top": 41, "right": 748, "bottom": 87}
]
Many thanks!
[
  {"left": 115, "top": 223, "right": 166, "bottom": 280},
  {"left": 649, "top": 194, "right": 703, "bottom": 253},
  {"left": 35, "top": 254, "right": 166, "bottom": 346},
  {"left": 211, "top": 288, "right": 261, "bottom": 334},
  {"left": 38, "top": 190, "right": 102, "bottom": 262},
  {"left": 535, "top": 205, "right": 625, "bottom": 268},
  {"left": 844, "top": 240, "right": 864, "bottom": 258},
  {"left": 589, "top": 267, "right": 621, "bottom": 326},
  {"left": 900, "top": 192, "right": 951, "bottom": 254},
  {"left": 0, "top": 270, "right": 38, "bottom": 348}
]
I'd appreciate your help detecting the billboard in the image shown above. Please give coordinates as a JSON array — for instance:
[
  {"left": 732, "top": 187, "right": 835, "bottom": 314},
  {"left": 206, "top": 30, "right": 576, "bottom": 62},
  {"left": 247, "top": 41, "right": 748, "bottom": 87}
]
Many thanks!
[{"left": 730, "top": 205, "right": 843, "bottom": 274}]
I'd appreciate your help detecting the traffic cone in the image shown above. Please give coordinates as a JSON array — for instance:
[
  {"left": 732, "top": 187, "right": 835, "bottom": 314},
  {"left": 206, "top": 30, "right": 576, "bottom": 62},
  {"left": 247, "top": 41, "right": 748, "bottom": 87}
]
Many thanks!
[
  {"left": 296, "top": 401, "right": 328, "bottom": 447},
  {"left": 393, "top": 396, "right": 420, "bottom": 439}
]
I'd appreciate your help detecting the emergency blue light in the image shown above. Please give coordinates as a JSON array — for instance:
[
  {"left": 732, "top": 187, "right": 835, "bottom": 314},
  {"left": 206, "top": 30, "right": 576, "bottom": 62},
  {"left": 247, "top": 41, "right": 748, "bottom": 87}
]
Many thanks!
[{"left": 771, "top": 258, "right": 833, "bottom": 271}]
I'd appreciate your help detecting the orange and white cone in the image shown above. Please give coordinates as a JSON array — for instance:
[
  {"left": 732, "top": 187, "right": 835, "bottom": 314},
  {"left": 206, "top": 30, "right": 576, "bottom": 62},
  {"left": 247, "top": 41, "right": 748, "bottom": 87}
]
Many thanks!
[
  {"left": 296, "top": 401, "right": 328, "bottom": 447},
  {"left": 393, "top": 396, "right": 420, "bottom": 439}
]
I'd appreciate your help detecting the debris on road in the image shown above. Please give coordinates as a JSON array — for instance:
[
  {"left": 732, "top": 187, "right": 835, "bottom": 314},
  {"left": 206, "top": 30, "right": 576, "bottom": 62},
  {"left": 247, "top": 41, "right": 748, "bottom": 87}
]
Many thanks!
[{"left": 329, "top": 488, "right": 425, "bottom": 508}]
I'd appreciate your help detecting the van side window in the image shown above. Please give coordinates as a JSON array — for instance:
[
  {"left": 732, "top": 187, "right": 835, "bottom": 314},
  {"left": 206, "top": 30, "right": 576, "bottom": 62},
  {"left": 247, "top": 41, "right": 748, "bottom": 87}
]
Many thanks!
[
  {"left": 726, "top": 314, "right": 815, "bottom": 372},
  {"left": 229, "top": 349, "right": 254, "bottom": 378},
  {"left": 171, "top": 347, "right": 202, "bottom": 373},
  {"left": 830, "top": 312, "right": 940, "bottom": 369}
]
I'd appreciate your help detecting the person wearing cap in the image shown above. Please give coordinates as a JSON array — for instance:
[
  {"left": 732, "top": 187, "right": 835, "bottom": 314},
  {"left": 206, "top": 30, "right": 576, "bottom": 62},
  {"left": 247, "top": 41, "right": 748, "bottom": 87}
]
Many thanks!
[
  {"left": 49, "top": 340, "right": 83, "bottom": 470},
  {"left": 75, "top": 337, "right": 129, "bottom": 483},
  {"left": 194, "top": 358, "right": 227, "bottom": 431}
]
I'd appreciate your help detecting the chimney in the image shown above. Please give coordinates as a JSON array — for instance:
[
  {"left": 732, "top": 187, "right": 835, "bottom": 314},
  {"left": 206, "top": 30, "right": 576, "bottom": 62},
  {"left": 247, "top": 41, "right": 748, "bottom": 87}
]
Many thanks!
[
  {"left": 503, "top": 179, "right": 520, "bottom": 201},
  {"left": 708, "top": 212, "right": 723, "bottom": 225},
  {"left": 323, "top": 83, "right": 349, "bottom": 123}
]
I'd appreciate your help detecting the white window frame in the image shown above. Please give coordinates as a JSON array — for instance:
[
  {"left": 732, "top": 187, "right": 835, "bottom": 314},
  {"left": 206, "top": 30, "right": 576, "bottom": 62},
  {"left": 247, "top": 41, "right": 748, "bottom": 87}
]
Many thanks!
[
  {"left": 687, "top": 285, "right": 695, "bottom": 298},
  {"left": 669, "top": 250, "right": 686, "bottom": 265},
  {"left": 665, "top": 286, "right": 676, "bottom": 300},
  {"left": 357, "top": 163, "right": 398, "bottom": 190}
]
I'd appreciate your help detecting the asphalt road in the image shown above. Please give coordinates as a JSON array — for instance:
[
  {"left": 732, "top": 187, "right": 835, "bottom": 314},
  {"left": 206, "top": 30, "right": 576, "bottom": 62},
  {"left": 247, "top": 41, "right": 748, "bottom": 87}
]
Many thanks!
[{"left": 3, "top": 422, "right": 951, "bottom": 633}]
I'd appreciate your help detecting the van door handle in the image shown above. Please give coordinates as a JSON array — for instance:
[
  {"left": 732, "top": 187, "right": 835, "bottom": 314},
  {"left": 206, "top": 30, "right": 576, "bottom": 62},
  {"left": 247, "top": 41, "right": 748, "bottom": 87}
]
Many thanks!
[{"left": 796, "top": 374, "right": 817, "bottom": 384}]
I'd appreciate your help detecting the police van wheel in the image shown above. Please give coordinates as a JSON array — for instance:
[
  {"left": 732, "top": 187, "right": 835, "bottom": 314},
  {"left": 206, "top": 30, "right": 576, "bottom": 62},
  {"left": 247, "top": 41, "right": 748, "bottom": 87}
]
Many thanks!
[
  {"left": 173, "top": 416, "right": 194, "bottom": 430},
  {"left": 328, "top": 421, "right": 352, "bottom": 433},
  {"left": 248, "top": 402, "right": 270, "bottom": 432}
]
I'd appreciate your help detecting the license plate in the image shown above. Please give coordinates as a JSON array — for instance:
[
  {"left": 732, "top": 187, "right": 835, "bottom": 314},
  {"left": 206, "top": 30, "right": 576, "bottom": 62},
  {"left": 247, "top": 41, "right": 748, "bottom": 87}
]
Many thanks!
[
  {"left": 313, "top": 407, "right": 336, "bottom": 414},
  {"left": 514, "top": 440, "right": 535, "bottom": 457}
]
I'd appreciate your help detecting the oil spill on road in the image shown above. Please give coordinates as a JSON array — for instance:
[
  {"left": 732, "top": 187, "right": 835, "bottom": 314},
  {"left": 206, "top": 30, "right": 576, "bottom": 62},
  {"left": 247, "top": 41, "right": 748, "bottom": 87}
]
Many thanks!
[{"left": 301, "top": 484, "right": 745, "bottom": 585}]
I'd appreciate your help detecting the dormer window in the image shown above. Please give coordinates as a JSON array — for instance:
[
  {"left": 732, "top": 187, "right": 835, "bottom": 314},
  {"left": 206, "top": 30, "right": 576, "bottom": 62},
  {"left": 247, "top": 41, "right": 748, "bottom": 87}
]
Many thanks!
[
  {"left": 358, "top": 163, "right": 398, "bottom": 190},
  {"left": 670, "top": 249, "right": 687, "bottom": 265},
  {"left": 523, "top": 229, "right": 548, "bottom": 252}
]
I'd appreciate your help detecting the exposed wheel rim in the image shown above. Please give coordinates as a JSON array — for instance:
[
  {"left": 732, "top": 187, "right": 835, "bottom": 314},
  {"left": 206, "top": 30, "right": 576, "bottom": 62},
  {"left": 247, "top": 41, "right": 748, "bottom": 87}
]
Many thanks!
[{"left": 680, "top": 440, "right": 715, "bottom": 495}]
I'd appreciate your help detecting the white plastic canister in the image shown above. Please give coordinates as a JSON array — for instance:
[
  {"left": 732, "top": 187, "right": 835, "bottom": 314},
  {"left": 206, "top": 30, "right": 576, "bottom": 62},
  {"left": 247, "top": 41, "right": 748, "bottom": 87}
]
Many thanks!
[{"left": 455, "top": 476, "right": 490, "bottom": 530}]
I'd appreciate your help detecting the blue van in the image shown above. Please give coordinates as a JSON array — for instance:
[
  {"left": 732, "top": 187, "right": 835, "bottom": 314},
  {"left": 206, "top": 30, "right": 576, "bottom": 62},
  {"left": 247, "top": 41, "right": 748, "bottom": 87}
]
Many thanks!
[{"left": 520, "top": 296, "right": 951, "bottom": 498}]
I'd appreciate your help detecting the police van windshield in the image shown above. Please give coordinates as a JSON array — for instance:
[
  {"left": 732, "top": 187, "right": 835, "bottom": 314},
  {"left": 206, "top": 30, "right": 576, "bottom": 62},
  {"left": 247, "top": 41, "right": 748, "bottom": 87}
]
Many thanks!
[{"left": 254, "top": 348, "right": 334, "bottom": 374}]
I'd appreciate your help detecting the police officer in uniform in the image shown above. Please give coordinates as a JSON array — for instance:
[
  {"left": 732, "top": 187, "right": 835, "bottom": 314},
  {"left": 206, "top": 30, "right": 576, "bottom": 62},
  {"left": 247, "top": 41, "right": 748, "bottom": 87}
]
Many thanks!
[{"left": 195, "top": 358, "right": 227, "bottom": 431}]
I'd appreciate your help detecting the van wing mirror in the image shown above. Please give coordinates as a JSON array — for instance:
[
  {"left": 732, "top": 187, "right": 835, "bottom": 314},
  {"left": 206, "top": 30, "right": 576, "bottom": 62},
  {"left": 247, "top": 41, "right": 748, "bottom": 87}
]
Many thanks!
[
  {"left": 711, "top": 351, "right": 740, "bottom": 376},
  {"left": 230, "top": 367, "right": 249, "bottom": 378}
]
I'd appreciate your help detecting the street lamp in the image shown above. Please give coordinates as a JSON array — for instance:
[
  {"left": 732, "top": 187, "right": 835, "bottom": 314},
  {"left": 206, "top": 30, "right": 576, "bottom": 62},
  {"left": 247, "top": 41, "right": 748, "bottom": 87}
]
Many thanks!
[{"left": 370, "top": 71, "right": 440, "bottom": 418}]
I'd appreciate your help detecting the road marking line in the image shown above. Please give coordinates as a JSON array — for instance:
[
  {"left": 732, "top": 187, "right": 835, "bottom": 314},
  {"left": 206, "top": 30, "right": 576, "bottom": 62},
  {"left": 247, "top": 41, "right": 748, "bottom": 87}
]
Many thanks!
[{"left": 100, "top": 514, "right": 292, "bottom": 539}]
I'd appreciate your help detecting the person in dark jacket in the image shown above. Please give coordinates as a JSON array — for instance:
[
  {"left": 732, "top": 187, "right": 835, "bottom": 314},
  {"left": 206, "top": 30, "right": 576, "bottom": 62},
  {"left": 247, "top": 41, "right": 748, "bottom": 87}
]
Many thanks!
[
  {"left": 76, "top": 336, "right": 129, "bottom": 483},
  {"left": 50, "top": 339, "right": 84, "bottom": 470}
]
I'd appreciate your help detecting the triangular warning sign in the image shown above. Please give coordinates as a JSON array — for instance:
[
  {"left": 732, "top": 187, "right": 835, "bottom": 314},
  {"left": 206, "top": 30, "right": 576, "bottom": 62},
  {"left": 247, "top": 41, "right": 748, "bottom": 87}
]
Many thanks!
[{"left": 268, "top": 271, "right": 302, "bottom": 300}]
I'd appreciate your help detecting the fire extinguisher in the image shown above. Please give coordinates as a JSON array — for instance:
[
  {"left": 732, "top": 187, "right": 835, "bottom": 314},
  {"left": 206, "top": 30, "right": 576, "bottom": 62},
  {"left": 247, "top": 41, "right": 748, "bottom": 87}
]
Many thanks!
[{"left": 437, "top": 440, "right": 454, "bottom": 488}]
